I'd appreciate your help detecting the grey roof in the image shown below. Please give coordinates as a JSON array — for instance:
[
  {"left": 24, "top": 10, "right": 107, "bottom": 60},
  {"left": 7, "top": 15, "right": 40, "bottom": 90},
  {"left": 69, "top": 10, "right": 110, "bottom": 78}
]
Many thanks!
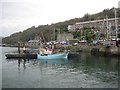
[{"left": 28, "top": 40, "right": 39, "bottom": 43}]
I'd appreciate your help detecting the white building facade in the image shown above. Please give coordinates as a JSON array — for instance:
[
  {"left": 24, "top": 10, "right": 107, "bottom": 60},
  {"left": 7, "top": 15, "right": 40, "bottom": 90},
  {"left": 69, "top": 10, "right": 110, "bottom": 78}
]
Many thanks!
[{"left": 68, "top": 18, "right": 120, "bottom": 36}]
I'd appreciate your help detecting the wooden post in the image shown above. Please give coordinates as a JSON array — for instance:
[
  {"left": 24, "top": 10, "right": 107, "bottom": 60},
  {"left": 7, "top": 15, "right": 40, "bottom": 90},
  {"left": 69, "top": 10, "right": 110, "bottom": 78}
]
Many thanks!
[
  {"left": 18, "top": 42, "right": 20, "bottom": 54},
  {"left": 23, "top": 59, "right": 26, "bottom": 69},
  {"left": 23, "top": 43, "right": 26, "bottom": 53},
  {"left": 18, "top": 59, "right": 21, "bottom": 68}
]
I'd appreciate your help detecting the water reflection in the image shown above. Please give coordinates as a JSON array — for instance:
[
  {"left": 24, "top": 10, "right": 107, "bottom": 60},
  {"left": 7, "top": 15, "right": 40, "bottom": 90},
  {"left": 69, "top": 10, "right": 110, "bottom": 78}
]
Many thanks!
[
  {"left": 68, "top": 53, "right": 119, "bottom": 84},
  {"left": 17, "top": 59, "right": 27, "bottom": 71},
  {"left": 4, "top": 51, "right": 118, "bottom": 88},
  {"left": 36, "top": 59, "right": 69, "bottom": 64},
  {"left": 6, "top": 58, "right": 69, "bottom": 70},
  {"left": 6, "top": 53, "right": 119, "bottom": 74}
]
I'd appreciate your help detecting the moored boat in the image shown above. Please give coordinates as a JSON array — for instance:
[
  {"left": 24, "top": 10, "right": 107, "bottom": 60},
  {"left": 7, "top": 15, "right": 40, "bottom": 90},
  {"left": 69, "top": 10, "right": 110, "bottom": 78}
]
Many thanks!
[
  {"left": 37, "top": 53, "right": 68, "bottom": 60},
  {"left": 5, "top": 53, "right": 69, "bottom": 59}
]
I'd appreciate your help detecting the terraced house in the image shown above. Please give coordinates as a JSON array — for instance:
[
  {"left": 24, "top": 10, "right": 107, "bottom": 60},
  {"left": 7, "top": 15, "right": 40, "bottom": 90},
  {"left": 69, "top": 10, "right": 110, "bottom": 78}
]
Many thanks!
[{"left": 68, "top": 18, "right": 120, "bottom": 35}]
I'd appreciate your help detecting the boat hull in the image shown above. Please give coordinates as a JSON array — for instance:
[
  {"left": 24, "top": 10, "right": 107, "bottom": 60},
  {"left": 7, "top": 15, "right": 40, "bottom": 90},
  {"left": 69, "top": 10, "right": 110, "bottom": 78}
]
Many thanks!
[{"left": 37, "top": 53, "right": 68, "bottom": 60}]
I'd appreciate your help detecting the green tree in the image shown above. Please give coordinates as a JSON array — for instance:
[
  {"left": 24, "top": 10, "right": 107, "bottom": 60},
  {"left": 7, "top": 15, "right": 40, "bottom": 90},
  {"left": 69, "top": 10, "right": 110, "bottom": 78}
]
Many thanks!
[
  {"left": 83, "top": 13, "right": 90, "bottom": 21},
  {"left": 2, "top": 7, "right": 120, "bottom": 44}
]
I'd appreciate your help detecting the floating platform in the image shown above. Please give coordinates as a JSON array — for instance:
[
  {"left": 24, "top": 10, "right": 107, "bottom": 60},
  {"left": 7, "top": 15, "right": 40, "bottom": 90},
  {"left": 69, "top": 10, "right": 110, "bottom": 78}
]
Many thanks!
[
  {"left": 6, "top": 54, "right": 37, "bottom": 59},
  {"left": 5, "top": 53, "right": 80, "bottom": 59}
]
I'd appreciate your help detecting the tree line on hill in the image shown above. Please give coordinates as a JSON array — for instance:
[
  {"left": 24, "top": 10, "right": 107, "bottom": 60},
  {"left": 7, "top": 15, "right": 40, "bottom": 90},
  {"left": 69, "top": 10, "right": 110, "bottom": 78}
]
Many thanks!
[{"left": 2, "top": 8, "right": 120, "bottom": 45}]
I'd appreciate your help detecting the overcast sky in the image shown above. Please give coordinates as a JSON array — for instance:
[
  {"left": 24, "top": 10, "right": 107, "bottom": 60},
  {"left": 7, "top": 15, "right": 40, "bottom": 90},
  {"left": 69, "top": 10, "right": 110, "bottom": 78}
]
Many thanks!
[{"left": 0, "top": 0, "right": 119, "bottom": 37}]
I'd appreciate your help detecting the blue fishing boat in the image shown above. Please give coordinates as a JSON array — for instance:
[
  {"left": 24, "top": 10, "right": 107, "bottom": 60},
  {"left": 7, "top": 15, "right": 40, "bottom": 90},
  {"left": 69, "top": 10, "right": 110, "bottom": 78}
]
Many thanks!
[{"left": 37, "top": 53, "right": 68, "bottom": 60}]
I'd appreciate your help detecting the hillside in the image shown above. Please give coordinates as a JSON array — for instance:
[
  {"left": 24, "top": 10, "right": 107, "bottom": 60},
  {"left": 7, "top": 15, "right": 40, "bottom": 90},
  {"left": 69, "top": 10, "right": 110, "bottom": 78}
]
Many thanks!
[{"left": 2, "top": 8, "right": 120, "bottom": 44}]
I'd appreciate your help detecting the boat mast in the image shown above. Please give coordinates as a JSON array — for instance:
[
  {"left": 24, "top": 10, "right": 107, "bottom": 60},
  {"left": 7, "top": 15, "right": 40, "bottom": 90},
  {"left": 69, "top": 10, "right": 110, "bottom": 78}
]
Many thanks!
[
  {"left": 114, "top": 8, "right": 118, "bottom": 40},
  {"left": 109, "top": 23, "right": 112, "bottom": 41},
  {"left": 58, "top": 28, "right": 61, "bottom": 42},
  {"left": 81, "top": 29, "right": 82, "bottom": 41},
  {"left": 106, "top": 15, "right": 109, "bottom": 40},
  {"left": 54, "top": 28, "right": 55, "bottom": 41},
  {"left": 39, "top": 37, "right": 43, "bottom": 48},
  {"left": 58, "top": 28, "right": 61, "bottom": 36}
]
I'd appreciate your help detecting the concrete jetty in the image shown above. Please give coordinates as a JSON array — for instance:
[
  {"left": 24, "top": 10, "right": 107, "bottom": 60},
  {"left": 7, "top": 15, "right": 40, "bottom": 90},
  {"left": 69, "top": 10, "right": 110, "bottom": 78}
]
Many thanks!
[{"left": 91, "top": 46, "right": 120, "bottom": 56}]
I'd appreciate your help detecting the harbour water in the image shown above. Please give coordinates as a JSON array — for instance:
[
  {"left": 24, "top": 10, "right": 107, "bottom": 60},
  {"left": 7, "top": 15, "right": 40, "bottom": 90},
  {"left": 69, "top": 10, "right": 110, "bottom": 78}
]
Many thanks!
[{"left": 2, "top": 47, "right": 119, "bottom": 88}]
